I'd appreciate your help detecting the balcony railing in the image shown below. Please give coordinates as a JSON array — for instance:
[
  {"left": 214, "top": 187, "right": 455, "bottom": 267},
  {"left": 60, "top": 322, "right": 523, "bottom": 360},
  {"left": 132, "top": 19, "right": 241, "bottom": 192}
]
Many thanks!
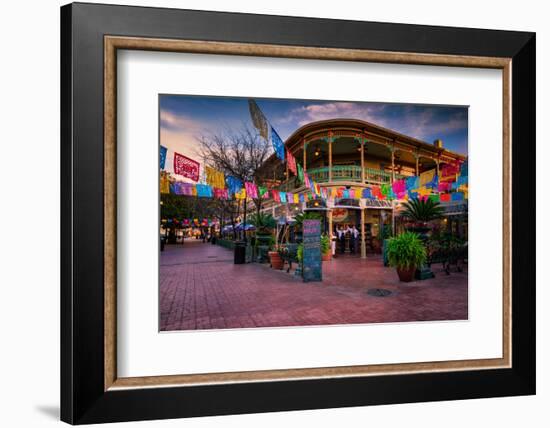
[
  {"left": 306, "top": 166, "right": 407, "bottom": 184},
  {"left": 275, "top": 166, "right": 409, "bottom": 193}
]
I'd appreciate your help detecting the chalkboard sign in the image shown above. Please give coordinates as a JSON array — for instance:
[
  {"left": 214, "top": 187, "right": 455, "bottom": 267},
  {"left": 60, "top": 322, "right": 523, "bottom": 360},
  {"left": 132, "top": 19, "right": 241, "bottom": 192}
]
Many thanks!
[{"left": 302, "top": 219, "right": 322, "bottom": 282}]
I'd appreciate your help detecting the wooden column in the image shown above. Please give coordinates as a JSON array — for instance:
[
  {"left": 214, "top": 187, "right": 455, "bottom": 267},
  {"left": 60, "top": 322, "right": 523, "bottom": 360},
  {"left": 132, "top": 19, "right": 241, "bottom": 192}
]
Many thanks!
[
  {"left": 328, "top": 210, "right": 333, "bottom": 242},
  {"left": 436, "top": 157, "right": 440, "bottom": 176},
  {"left": 360, "top": 136, "right": 365, "bottom": 183},
  {"left": 328, "top": 132, "right": 333, "bottom": 182},
  {"left": 390, "top": 144, "right": 395, "bottom": 184},
  {"left": 303, "top": 139, "right": 307, "bottom": 173},
  {"left": 360, "top": 208, "right": 366, "bottom": 259},
  {"left": 415, "top": 151, "right": 420, "bottom": 176}
]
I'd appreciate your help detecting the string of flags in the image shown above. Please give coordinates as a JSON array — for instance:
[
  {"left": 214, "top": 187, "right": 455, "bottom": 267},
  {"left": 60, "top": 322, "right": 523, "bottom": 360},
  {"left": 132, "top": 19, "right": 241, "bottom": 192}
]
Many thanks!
[
  {"left": 161, "top": 159, "right": 468, "bottom": 205},
  {"left": 161, "top": 98, "right": 468, "bottom": 207}
]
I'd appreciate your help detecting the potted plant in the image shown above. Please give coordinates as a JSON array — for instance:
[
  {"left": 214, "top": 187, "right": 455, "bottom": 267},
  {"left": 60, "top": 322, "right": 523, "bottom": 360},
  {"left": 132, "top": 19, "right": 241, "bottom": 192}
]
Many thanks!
[
  {"left": 250, "top": 213, "right": 276, "bottom": 263},
  {"left": 386, "top": 232, "right": 427, "bottom": 282},
  {"left": 401, "top": 198, "right": 444, "bottom": 237},
  {"left": 321, "top": 234, "right": 331, "bottom": 261},
  {"left": 379, "top": 224, "right": 393, "bottom": 266}
]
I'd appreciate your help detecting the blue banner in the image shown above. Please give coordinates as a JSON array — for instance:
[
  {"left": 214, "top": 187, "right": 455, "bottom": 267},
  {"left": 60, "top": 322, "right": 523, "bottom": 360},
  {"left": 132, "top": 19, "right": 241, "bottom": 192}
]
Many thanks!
[
  {"left": 225, "top": 176, "right": 243, "bottom": 196},
  {"left": 270, "top": 126, "right": 285, "bottom": 161},
  {"left": 160, "top": 145, "right": 167, "bottom": 170}
]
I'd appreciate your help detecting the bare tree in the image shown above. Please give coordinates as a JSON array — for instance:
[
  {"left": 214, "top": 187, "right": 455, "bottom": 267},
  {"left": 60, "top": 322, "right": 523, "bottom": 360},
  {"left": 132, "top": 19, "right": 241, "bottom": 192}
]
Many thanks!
[{"left": 198, "top": 126, "right": 284, "bottom": 234}]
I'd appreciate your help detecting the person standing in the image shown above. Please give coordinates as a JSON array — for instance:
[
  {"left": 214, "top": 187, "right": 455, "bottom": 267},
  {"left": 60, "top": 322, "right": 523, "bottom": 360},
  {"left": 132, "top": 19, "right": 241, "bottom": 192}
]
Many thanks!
[
  {"left": 337, "top": 225, "right": 345, "bottom": 254},
  {"left": 349, "top": 225, "right": 359, "bottom": 254}
]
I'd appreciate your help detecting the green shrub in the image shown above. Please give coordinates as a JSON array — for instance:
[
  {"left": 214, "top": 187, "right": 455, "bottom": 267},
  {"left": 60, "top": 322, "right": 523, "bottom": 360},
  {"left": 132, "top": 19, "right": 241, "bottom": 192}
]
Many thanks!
[
  {"left": 320, "top": 234, "right": 331, "bottom": 255},
  {"left": 297, "top": 243, "right": 303, "bottom": 262},
  {"left": 386, "top": 232, "right": 427, "bottom": 270}
]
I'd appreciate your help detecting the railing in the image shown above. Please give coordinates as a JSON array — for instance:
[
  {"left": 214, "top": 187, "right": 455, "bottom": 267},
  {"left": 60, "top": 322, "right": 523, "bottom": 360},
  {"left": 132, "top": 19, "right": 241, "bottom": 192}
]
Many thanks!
[
  {"left": 275, "top": 167, "right": 410, "bottom": 192},
  {"left": 306, "top": 166, "right": 407, "bottom": 184}
]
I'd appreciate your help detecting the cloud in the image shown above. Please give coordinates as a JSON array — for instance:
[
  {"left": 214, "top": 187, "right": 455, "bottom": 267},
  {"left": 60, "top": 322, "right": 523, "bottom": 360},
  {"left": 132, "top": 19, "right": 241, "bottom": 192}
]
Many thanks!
[
  {"left": 275, "top": 102, "right": 390, "bottom": 128},
  {"left": 160, "top": 110, "right": 204, "bottom": 134}
]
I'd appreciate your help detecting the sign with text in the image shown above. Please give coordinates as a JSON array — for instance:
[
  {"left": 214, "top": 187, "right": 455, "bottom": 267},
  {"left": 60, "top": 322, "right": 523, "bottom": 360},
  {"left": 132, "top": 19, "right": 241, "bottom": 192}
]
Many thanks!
[{"left": 302, "top": 219, "right": 322, "bottom": 282}]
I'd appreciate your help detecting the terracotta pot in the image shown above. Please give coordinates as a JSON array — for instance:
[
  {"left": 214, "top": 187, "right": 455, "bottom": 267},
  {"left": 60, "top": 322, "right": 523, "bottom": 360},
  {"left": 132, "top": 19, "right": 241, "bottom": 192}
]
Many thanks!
[
  {"left": 322, "top": 252, "right": 332, "bottom": 261},
  {"left": 268, "top": 251, "right": 284, "bottom": 270},
  {"left": 396, "top": 267, "right": 416, "bottom": 282}
]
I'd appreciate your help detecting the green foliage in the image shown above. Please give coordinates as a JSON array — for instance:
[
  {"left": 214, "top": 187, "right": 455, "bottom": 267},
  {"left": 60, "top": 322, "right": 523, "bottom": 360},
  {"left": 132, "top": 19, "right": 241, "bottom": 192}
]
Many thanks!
[
  {"left": 378, "top": 223, "right": 393, "bottom": 240},
  {"left": 427, "top": 231, "right": 466, "bottom": 253},
  {"left": 293, "top": 211, "right": 322, "bottom": 230},
  {"left": 320, "top": 234, "right": 331, "bottom": 255},
  {"left": 386, "top": 232, "right": 427, "bottom": 270},
  {"left": 249, "top": 212, "right": 277, "bottom": 234},
  {"left": 297, "top": 243, "right": 303, "bottom": 262},
  {"left": 401, "top": 198, "right": 444, "bottom": 223}
]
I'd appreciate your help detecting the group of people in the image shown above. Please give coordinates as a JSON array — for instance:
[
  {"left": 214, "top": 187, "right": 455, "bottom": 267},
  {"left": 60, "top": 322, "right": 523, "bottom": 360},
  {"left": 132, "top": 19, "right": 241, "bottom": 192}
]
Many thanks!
[{"left": 332, "top": 225, "right": 360, "bottom": 255}]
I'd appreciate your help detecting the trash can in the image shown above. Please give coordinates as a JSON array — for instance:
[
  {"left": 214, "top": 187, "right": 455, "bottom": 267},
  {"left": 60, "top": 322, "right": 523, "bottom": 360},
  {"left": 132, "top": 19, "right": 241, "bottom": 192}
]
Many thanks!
[{"left": 234, "top": 241, "right": 246, "bottom": 264}]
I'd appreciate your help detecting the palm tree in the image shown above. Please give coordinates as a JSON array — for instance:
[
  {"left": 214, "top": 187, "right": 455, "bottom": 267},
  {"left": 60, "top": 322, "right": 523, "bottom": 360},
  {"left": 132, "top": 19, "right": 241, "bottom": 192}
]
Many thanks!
[
  {"left": 401, "top": 198, "right": 444, "bottom": 223},
  {"left": 249, "top": 212, "right": 276, "bottom": 235}
]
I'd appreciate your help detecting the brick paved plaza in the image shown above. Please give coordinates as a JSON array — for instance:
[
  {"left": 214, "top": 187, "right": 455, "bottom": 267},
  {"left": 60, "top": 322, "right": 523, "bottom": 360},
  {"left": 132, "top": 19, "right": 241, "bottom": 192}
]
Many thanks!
[{"left": 160, "top": 239, "right": 468, "bottom": 331}]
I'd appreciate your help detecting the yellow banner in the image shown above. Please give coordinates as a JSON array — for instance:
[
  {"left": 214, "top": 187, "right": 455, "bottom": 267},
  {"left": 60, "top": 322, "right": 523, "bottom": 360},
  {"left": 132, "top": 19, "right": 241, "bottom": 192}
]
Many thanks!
[{"left": 206, "top": 166, "right": 225, "bottom": 189}]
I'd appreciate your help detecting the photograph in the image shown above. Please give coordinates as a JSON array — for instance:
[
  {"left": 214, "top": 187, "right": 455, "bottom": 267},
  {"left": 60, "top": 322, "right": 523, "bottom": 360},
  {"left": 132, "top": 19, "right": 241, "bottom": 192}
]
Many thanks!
[{"left": 159, "top": 95, "right": 469, "bottom": 332}]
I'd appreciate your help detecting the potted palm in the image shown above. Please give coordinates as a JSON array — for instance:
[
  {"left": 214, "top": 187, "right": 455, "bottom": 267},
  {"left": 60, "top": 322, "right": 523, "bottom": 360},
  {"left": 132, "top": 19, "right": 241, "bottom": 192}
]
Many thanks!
[
  {"left": 321, "top": 234, "right": 332, "bottom": 261},
  {"left": 401, "top": 198, "right": 444, "bottom": 236},
  {"left": 386, "top": 232, "right": 427, "bottom": 282},
  {"left": 250, "top": 213, "right": 276, "bottom": 263}
]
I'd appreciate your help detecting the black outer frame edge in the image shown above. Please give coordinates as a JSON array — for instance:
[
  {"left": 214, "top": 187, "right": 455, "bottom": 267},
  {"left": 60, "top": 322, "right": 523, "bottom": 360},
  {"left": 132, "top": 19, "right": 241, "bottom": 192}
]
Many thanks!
[
  {"left": 60, "top": 2, "right": 536, "bottom": 424},
  {"left": 60, "top": 4, "right": 74, "bottom": 425}
]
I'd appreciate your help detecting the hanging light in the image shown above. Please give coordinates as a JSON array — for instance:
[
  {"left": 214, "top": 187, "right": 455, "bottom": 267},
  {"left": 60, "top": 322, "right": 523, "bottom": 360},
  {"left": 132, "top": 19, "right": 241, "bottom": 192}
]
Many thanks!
[{"left": 314, "top": 145, "right": 320, "bottom": 157}]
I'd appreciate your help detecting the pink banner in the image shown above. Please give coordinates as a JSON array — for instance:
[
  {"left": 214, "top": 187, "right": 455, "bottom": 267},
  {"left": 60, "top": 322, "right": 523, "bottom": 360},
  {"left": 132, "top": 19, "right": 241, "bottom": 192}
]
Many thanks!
[{"left": 173, "top": 152, "right": 200, "bottom": 182}]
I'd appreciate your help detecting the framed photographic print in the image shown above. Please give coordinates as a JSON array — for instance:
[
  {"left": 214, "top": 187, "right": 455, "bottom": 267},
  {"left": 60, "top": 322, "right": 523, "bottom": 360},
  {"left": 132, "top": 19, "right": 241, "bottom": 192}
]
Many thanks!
[{"left": 60, "top": 2, "right": 536, "bottom": 424}]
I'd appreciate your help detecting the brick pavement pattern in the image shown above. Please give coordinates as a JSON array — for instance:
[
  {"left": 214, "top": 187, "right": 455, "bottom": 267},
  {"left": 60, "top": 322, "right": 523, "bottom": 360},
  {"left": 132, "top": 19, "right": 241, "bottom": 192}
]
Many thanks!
[{"left": 160, "top": 239, "right": 468, "bottom": 331}]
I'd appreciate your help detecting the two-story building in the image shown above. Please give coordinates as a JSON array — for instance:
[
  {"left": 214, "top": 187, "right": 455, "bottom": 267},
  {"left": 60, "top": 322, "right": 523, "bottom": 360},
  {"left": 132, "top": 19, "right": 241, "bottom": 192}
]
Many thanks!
[{"left": 260, "top": 118, "right": 467, "bottom": 257}]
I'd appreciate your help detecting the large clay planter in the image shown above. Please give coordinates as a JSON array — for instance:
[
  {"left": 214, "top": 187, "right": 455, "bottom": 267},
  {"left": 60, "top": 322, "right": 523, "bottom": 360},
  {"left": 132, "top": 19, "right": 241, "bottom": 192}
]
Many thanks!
[
  {"left": 322, "top": 252, "right": 332, "bottom": 261},
  {"left": 396, "top": 267, "right": 416, "bottom": 282},
  {"left": 268, "top": 251, "right": 284, "bottom": 270}
]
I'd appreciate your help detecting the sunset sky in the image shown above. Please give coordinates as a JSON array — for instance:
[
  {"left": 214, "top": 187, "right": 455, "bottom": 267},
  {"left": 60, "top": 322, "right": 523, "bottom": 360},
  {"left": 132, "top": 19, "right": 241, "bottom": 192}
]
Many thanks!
[{"left": 160, "top": 95, "right": 468, "bottom": 164}]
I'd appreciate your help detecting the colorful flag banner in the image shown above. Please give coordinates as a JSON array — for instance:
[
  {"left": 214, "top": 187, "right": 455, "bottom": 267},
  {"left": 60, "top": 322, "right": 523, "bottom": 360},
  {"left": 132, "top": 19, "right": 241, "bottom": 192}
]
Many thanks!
[
  {"left": 438, "top": 182, "right": 452, "bottom": 192},
  {"left": 235, "top": 188, "right": 247, "bottom": 200},
  {"left": 287, "top": 150, "right": 297, "bottom": 175},
  {"left": 206, "top": 166, "right": 225, "bottom": 189},
  {"left": 406, "top": 176, "right": 419, "bottom": 190},
  {"left": 160, "top": 174, "right": 170, "bottom": 194},
  {"left": 195, "top": 184, "right": 213, "bottom": 198},
  {"left": 362, "top": 188, "right": 372, "bottom": 198},
  {"left": 392, "top": 179, "right": 406, "bottom": 194},
  {"left": 244, "top": 182, "right": 258, "bottom": 199},
  {"left": 271, "top": 126, "right": 285, "bottom": 161},
  {"left": 272, "top": 190, "right": 280, "bottom": 202},
  {"left": 160, "top": 145, "right": 167, "bottom": 170},
  {"left": 248, "top": 99, "right": 269, "bottom": 141},
  {"left": 419, "top": 169, "right": 436, "bottom": 187},
  {"left": 297, "top": 163, "right": 304, "bottom": 183},
  {"left": 213, "top": 188, "right": 229, "bottom": 200},
  {"left": 173, "top": 152, "right": 200, "bottom": 182},
  {"left": 226, "top": 176, "right": 243, "bottom": 196}
]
